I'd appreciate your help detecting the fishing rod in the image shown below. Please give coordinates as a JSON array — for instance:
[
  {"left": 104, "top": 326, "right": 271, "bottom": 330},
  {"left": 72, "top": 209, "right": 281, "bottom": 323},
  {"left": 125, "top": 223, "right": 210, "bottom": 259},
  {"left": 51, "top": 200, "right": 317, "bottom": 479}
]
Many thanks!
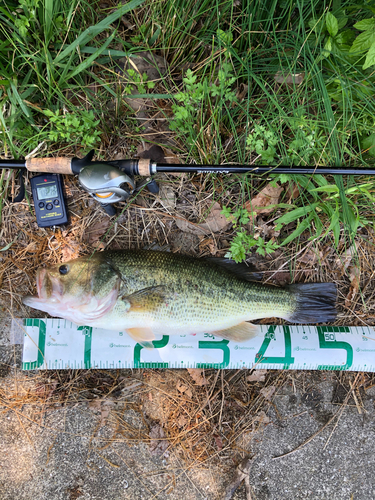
[{"left": 1, "top": 149, "right": 373, "bottom": 215}]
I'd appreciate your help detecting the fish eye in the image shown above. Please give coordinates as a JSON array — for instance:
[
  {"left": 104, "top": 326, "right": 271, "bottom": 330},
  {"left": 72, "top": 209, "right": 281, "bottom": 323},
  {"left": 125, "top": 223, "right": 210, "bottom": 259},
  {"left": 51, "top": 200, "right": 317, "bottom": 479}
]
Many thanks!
[{"left": 59, "top": 265, "right": 69, "bottom": 275}]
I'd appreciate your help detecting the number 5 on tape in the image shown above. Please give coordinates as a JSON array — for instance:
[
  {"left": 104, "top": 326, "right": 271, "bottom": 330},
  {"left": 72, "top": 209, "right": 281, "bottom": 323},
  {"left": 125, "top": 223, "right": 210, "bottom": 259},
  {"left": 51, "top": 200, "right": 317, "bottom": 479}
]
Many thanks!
[{"left": 317, "top": 326, "right": 353, "bottom": 370}]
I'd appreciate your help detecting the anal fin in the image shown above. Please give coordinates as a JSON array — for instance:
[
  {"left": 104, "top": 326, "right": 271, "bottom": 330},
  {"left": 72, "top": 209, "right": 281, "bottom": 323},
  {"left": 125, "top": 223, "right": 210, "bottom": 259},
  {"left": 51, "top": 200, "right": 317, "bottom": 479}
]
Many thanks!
[
  {"left": 126, "top": 327, "right": 155, "bottom": 348},
  {"left": 212, "top": 322, "right": 260, "bottom": 342}
]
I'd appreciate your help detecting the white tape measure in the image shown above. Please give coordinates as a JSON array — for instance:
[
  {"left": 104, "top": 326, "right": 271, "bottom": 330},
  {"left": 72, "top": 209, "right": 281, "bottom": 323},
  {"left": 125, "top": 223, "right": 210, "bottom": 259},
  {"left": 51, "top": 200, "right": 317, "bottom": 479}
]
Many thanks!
[{"left": 14, "top": 318, "right": 375, "bottom": 371}]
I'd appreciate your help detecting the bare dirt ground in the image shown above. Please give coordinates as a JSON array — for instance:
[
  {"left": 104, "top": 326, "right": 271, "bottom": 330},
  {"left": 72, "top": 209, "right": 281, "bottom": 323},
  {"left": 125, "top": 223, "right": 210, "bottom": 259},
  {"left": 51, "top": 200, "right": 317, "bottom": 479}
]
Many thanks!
[{"left": 1, "top": 163, "right": 375, "bottom": 499}]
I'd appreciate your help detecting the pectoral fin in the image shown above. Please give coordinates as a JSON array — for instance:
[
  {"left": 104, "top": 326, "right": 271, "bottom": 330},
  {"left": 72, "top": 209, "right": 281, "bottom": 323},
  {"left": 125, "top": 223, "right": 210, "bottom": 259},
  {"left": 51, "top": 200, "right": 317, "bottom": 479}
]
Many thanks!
[
  {"left": 122, "top": 286, "right": 166, "bottom": 312},
  {"left": 126, "top": 327, "right": 155, "bottom": 348},
  {"left": 212, "top": 322, "right": 260, "bottom": 342}
]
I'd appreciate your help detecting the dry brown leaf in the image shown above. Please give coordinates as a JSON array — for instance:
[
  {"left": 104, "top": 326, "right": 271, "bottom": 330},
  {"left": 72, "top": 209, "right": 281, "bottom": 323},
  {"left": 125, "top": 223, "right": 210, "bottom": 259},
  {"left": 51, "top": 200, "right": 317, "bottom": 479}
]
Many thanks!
[
  {"left": 187, "top": 368, "right": 208, "bottom": 386},
  {"left": 137, "top": 144, "right": 166, "bottom": 162},
  {"left": 253, "top": 410, "right": 270, "bottom": 424},
  {"left": 299, "top": 248, "right": 318, "bottom": 265},
  {"left": 84, "top": 218, "right": 110, "bottom": 245},
  {"left": 99, "top": 401, "right": 113, "bottom": 427},
  {"left": 60, "top": 239, "right": 82, "bottom": 262},
  {"left": 213, "top": 434, "right": 223, "bottom": 451},
  {"left": 158, "top": 184, "right": 176, "bottom": 210},
  {"left": 88, "top": 400, "right": 113, "bottom": 427},
  {"left": 221, "top": 457, "right": 253, "bottom": 500},
  {"left": 120, "top": 52, "right": 167, "bottom": 82},
  {"left": 260, "top": 385, "right": 276, "bottom": 401},
  {"left": 176, "top": 415, "right": 188, "bottom": 428},
  {"left": 23, "top": 242, "right": 38, "bottom": 253},
  {"left": 176, "top": 380, "right": 193, "bottom": 398},
  {"left": 88, "top": 400, "right": 101, "bottom": 411},
  {"left": 274, "top": 71, "right": 305, "bottom": 86},
  {"left": 257, "top": 218, "right": 280, "bottom": 239},
  {"left": 285, "top": 182, "right": 300, "bottom": 201},
  {"left": 149, "top": 424, "right": 168, "bottom": 456},
  {"left": 199, "top": 237, "right": 217, "bottom": 255},
  {"left": 236, "top": 83, "right": 248, "bottom": 101},
  {"left": 163, "top": 147, "right": 181, "bottom": 165},
  {"left": 335, "top": 243, "right": 359, "bottom": 273},
  {"left": 245, "top": 183, "right": 283, "bottom": 216},
  {"left": 345, "top": 265, "right": 361, "bottom": 308},
  {"left": 176, "top": 202, "right": 230, "bottom": 235},
  {"left": 246, "top": 369, "right": 267, "bottom": 382}
]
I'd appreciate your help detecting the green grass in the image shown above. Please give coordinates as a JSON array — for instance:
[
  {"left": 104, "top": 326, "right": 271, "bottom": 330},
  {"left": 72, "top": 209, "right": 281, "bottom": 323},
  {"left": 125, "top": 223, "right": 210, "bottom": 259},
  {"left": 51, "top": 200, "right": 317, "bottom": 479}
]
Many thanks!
[{"left": 1, "top": 0, "right": 375, "bottom": 261}]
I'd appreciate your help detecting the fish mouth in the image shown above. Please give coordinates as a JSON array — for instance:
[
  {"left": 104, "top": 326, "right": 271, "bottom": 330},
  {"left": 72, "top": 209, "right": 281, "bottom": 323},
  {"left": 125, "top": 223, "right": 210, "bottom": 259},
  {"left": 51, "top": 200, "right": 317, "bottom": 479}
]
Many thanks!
[
  {"left": 23, "top": 266, "right": 121, "bottom": 324},
  {"left": 23, "top": 268, "right": 64, "bottom": 309},
  {"left": 36, "top": 268, "right": 47, "bottom": 300},
  {"left": 36, "top": 267, "right": 63, "bottom": 302}
]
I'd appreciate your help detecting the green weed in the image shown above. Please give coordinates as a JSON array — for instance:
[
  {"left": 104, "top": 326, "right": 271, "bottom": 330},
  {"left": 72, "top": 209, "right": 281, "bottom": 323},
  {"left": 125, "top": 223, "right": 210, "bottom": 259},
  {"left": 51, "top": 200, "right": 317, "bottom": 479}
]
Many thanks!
[
  {"left": 1, "top": 0, "right": 375, "bottom": 264},
  {"left": 222, "top": 206, "right": 280, "bottom": 263},
  {"left": 44, "top": 109, "right": 101, "bottom": 148}
]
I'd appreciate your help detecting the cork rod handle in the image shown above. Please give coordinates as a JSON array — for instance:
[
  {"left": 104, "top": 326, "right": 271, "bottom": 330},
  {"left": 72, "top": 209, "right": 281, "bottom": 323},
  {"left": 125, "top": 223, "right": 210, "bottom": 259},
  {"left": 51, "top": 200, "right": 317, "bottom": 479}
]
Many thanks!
[{"left": 25, "top": 157, "right": 73, "bottom": 174}]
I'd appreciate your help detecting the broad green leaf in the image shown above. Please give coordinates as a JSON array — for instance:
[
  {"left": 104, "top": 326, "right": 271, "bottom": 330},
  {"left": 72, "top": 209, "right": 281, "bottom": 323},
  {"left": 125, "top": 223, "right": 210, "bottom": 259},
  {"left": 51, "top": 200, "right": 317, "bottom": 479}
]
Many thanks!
[
  {"left": 350, "top": 30, "right": 375, "bottom": 53},
  {"left": 357, "top": 187, "right": 375, "bottom": 202},
  {"left": 54, "top": 0, "right": 144, "bottom": 64},
  {"left": 326, "top": 12, "right": 339, "bottom": 37},
  {"left": 361, "top": 133, "right": 375, "bottom": 156},
  {"left": 337, "top": 17, "right": 348, "bottom": 30},
  {"left": 309, "top": 185, "right": 339, "bottom": 194},
  {"left": 274, "top": 203, "right": 319, "bottom": 226},
  {"left": 329, "top": 211, "right": 340, "bottom": 248},
  {"left": 312, "top": 174, "right": 329, "bottom": 187},
  {"left": 280, "top": 212, "right": 315, "bottom": 246},
  {"left": 344, "top": 204, "right": 360, "bottom": 235},
  {"left": 336, "top": 29, "right": 355, "bottom": 46},
  {"left": 363, "top": 40, "right": 375, "bottom": 69},
  {"left": 354, "top": 19, "right": 375, "bottom": 31},
  {"left": 312, "top": 212, "right": 323, "bottom": 240},
  {"left": 149, "top": 27, "right": 161, "bottom": 45},
  {"left": 322, "top": 36, "right": 333, "bottom": 57}
]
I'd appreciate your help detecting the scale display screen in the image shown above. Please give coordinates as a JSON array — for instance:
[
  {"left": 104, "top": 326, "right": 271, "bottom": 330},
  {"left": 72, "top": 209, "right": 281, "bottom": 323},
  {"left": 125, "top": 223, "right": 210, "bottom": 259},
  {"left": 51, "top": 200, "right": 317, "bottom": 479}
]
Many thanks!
[{"left": 37, "top": 184, "right": 58, "bottom": 200}]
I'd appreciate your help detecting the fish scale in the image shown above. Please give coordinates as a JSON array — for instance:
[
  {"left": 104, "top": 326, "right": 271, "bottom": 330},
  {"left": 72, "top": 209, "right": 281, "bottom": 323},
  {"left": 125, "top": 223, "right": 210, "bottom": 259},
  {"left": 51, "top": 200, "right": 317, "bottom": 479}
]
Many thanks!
[
  {"left": 23, "top": 249, "right": 337, "bottom": 345},
  {"left": 106, "top": 250, "right": 296, "bottom": 328}
]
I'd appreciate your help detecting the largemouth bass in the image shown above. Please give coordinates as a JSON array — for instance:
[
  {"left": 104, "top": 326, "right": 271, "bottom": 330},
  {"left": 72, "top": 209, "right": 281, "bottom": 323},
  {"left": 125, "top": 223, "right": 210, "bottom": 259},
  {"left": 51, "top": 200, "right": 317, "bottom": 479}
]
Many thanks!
[{"left": 23, "top": 250, "right": 337, "bottom": 345}]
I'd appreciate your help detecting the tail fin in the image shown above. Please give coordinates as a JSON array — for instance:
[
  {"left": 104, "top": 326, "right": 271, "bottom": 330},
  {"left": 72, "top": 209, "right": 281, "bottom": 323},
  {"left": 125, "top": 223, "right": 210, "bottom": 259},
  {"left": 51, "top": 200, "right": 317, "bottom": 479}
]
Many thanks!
[{"left": 286, "top": 283, "right": 337, "bottom": 323}]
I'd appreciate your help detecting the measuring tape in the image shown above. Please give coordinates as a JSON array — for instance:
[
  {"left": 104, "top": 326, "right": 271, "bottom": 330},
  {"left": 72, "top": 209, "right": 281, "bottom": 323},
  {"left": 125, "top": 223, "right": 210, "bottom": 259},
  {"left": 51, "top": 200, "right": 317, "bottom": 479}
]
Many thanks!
[{"left": 13, "top": 319, "right": 375, "bottom": 371}]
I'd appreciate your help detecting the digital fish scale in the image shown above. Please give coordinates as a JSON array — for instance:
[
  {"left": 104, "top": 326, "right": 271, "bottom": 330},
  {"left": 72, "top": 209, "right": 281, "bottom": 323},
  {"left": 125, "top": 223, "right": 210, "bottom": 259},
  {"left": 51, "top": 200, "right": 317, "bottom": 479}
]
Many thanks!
[
  {"left": 30, "top": 174, "right": 68, "bottom": 227},
  {"left": 11, "top": 319, "right": 375, "bottom": 372}
]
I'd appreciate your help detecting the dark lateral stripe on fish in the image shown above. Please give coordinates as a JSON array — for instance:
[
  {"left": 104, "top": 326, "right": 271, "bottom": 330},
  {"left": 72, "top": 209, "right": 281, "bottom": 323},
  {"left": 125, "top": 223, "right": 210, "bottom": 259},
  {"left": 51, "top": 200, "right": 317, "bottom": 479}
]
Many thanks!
[{"left": 286, "top": 283, "right": 337, "bottom": 323}]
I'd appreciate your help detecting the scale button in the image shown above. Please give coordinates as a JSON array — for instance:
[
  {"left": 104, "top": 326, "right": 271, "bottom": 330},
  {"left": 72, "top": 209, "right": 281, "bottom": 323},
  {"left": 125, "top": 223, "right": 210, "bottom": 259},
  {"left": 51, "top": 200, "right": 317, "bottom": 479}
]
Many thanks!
[
  {"left": 46, "top": 203, "right": 53, "bottom": 210},
  {"left": 38, "top": 202, "right": 45, "bottom": 208},
  {"left": 53, "top": 199, "right": 59, "bottom": 205}
]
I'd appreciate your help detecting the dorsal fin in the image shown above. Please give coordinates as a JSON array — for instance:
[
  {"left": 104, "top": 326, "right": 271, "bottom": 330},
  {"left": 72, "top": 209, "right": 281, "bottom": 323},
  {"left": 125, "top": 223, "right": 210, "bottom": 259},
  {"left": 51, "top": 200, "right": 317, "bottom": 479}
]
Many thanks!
[{"left": 206, "top": 257, "right": 262, "bottom": 282}]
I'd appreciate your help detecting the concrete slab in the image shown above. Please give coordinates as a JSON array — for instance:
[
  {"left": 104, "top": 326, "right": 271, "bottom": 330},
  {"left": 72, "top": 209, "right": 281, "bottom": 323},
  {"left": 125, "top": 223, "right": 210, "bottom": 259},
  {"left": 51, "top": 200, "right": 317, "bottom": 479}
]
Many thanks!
[{"left": 1, "top": 319, "right": 374, "bottom": 500}]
